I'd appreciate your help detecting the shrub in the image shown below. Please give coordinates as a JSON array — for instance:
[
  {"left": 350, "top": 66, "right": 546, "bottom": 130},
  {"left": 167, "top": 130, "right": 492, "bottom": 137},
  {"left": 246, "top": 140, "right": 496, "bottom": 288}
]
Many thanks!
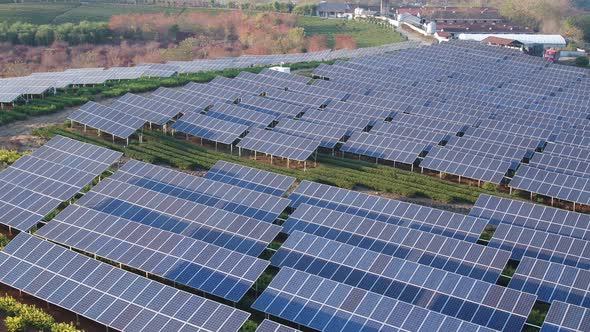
[{"left": 575, "top": 56, "right": 589, "bottom": 67}]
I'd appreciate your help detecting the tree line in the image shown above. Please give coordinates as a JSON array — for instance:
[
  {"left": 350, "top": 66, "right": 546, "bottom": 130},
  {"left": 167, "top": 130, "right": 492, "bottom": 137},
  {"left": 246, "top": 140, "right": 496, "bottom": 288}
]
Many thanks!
[{"left": 0, "top": 21, "right": 111, "bottom": 46}]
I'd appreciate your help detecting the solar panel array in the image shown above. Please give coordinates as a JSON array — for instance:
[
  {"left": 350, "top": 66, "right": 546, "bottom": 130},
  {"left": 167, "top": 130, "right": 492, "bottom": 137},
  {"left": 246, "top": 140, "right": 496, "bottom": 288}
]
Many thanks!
[
  {"left": 109, "top": 93, "right": 182, "bottom": 126},
  {"left": 170, "top": 112, "right": 249, "bottom": 145},
  {"left": 272, "top": 231, "right": 536, "bottom": 330},
  {"left": 488, "top": 224, "right": 590, "bottom": 269},
  {"left": 36, "top": 204, "right": 269, "bottom": 302},
  {"left": 237, "top": 129, "right": 321, "bottom": 162},
  {"left": 282, "top": 203, "right": 509, "bottom": 283},
  {"left": 253, "top": 267, "right": 496, "bottom": 332},
  {"left": 510, "top": 166, "right": 590, "bottom": 205},
  {"left": 289, "top": 180, "right": 488, "bottom": 242},
  {"left": 0, "top": 233, "right": 250, "bottom": 332},
  {"left": 469, "top": 194, "right": 590, "bottom": 240},
  {"left": 508, "top": 257, "right": 590, "bottom": 308},
  {"left": 273, "top": 119, "right": 346, "bottom": 149},
  {"left": 0, "top": 135, "right": 121, "bottom": 231},
  {"left": 74, "top": 176, "right": 281, "bottom": 257},
  {"left": 112, "top": 160, "right": 291, "bottom": 222},
  {"left": 68, "top": 101, "right": 146, "bottom": 139},
  {"left": 203, "top": 160, "right": 296, "bottom": 196},
  {"left": 341, "top": 132, "right": 426, "bottom": 164}
]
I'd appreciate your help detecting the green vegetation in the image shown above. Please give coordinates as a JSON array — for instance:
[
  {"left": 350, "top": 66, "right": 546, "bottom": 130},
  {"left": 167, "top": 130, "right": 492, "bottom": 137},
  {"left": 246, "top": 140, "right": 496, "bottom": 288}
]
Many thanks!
[
  {"left": 0, "top": 3, "right": 77, "bottom": 24},
  {"left": 0, "top": 150, "right": 27, "bottom": 168},
  {"left": 0, "top": 20, "right": 111, "bottom": 46},
  {"left": 296, "top": 16, "right": 405, "bottom": 49},
  {"left": 239, "top": 320, "right": 258, "bottom": 332},
  {"left": 576, "top": 55, "right": 590, "bottom": 67},
  {"left": 527, "top": 302, "right": 551, "bottom": 328},
  {"left": 0, "top": 296, "right": 80, "bottom": 332},
  {"left": 35, "top": 125, "right": 515, "bottom": 205},
  {"left": 0, "top": 234, "right": 9, "bottom": 250}
]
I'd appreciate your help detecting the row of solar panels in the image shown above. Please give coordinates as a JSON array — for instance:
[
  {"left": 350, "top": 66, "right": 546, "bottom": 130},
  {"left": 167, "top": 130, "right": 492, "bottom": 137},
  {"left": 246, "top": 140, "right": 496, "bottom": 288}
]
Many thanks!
[
  {"left": 0, "top": 41, "right": 420, "bottom": 103},
  {"left": 66, "top": 41, "right": 590, "bottom": 209},
  {"left": 1, "top": 135, "right": 589, "bottom": 331},
  {"left": 250, "top": 178, "right": 590, "bottom": 332}
]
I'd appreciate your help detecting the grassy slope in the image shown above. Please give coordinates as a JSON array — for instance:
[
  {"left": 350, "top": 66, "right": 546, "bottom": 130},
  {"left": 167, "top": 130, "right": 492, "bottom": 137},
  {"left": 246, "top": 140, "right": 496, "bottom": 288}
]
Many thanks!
[{"left": 296, "top": 16, "right": 405, "bottom": 48}]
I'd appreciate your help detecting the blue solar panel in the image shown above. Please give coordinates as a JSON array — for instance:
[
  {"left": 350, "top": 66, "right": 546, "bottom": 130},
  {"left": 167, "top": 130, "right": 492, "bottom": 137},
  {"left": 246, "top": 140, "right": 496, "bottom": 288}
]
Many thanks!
[
  {"left": 0, "top": 135, "right": 122, "bottom": 232},
  {"left": 237, "top": 129, "right": 321, "bottom": 162},
  {"left": 170, "top": 112, "right": 249, "bottom": 145},
  {"left": 288, "top": 181, "right": 488, "bottom": 242},
  {"left": 0, "top": 233, "right": 250, "bottom": 331},
  {"left": 256, "top": 320, "right": 299, "bottom": 332},
  {"left": 75, "top": 177, "right": 282, "bottom": 257},
  {"left": 37, "top": 204, "right": 270, "bottom": 302},
  {"left": 272, "top": 231, "right": 536, "bottom": 330},
  {"left": 282, "top": 204, "right": 510, "bottom": 283},
  {"left": 204, "top": 161, "right": 296, "bottom": 196},
  {"left": 420, "top": 146, "right": 511, "bottom": 184},
  {"left": 540, "top": 301, "right": 590, "bottom": 332},
  {"left": 489, "top": 224, "right": 590, "bottom": 269},
  {"left": 509, "top": 257, "right": 590, "bottom": 308},
  {"left": 510, "top": 166, "right": 590, "bottom": 206},
  {"left": 469, "top": 194, "right": 590, "bottom": 241},
  {"left": 274, "top": 119, "right": 346, "bottom": 149},
  {"left": 341, "top": 132, "right": 426, "bottom": 164},
  {"left": 68, "top": 101, "right": 146, "bottom": 139},
  {"left": 112, "top": 160, "right": 291, "bottom": 223},
  {"left": 252, "top": 267, "right": 496, "bottom": 332}
]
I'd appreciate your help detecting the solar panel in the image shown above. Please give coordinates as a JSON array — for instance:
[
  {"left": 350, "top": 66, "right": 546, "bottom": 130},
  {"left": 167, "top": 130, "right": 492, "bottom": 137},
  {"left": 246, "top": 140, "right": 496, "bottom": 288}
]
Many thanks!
[
  {"left": 509, "top": 166, "right": 590, "bottom": 206},
  {"left": 150, "top": 87, "right": 213, "bottom": 113},
  {"left": 36, "top": 204, "right": 269, "bottom": 302},
  {"left": 469, "top": 194, "right": 590, "bottom": 241},
  {"left": 113, "top": 160, "right": 290, "bottom": 222},
  {"left": 238, "top": 96, "right": 306, "bottom": 119},
  {"left": 252, "top": 267, "right": 495, "bottom": 332},
  {"left": 109, "top": 93, "right": 182, "bottom": 125},
  {"left": 274, "top": 119, "right": 346, "bottom": 149},
  {"left": 0, "top": 136, "right": 121, "bottom": 231},
  {"left": 204, "top": 160, "right": 296, "bottom": 196},
  {"left": 540, "top": 301, "right": 590, "bottom": 332},
  {"left": 256, "top": 319, "right": 298, "bottom": 332},
  {"left": 289, "top": 181, "right": 488, "bottom": 242},
  {"left": 206, "top": 103, "right": 276, "bottom": 129},
  {"left": 182, "top": 82, "right": 244, "bottom": 102},
  {"left": 282, "top": 204, "right": 508, "bottom": 283},
  {"left": 529, "top": 153, "right": 590, "bottom": 179},
  {"left": 265, "top": 90, "right": 331, "bottom": 108},
  {"left": 370, "top": 121, "right": 448, "bottom": 146},
  {"left": 0, "top": 233, "right": 250, "bottom": 331},
  {"left": 237, "top": 129, "right": 320, "bottom": 162},
  {"left": 170, "top": 112, "right": 249, "bottom": 145},
  {"left": 259, "top": 68, "right": 312, "bottom": 84},
  {"left": 444, "top": 136, "right": 531, "bottom": 163},
  {"left": 543, "top": 143, "right": 590, "bottom": 163},
  {"left": 75, "top": 177, "right": 282, "bottom": 256},
  {"left": 420, "top": 146, "right": 511, "bottom": 184},
  {"left": 509, "top": 257, "right": 590, "bottom": 308},
  {"left": 68, "top": 101, "right": 146, "bottom": 139},
  {"left": 462, "top": 127, "right": 542, "bottom": 150},
  {"left": 325, "top": 101, "right": 392, "bottom": 124},
  {"left": 209, "top": 76, "right": 270, "bottom": 96},
  {"left": 272, "top": 231, "right": 536, "bottom": 330},
  {"left": 489, "top": 224, "right": 590, "bottom": 269},
  {"left": 300, "top": 108, "right": 370, "bottom": 136},
  {"left": 341, "top": 132, "right": 425, "bottom": 164}
]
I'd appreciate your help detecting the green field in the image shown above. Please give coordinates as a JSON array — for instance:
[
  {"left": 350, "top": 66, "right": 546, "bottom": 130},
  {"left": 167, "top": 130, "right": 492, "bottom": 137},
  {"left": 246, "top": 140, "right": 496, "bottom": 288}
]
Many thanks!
[
  {"left": 0, "top": 3, "right": 78, "bottom": 24},
  {"left": 296, "top": 16, "right": 406, "bottom": 48}
]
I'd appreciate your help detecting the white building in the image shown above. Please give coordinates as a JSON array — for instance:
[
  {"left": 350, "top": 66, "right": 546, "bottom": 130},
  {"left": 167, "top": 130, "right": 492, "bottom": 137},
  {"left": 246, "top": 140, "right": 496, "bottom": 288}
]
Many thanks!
[{"left": 458, "top": 33, "right": 566, "bottom": 48}]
